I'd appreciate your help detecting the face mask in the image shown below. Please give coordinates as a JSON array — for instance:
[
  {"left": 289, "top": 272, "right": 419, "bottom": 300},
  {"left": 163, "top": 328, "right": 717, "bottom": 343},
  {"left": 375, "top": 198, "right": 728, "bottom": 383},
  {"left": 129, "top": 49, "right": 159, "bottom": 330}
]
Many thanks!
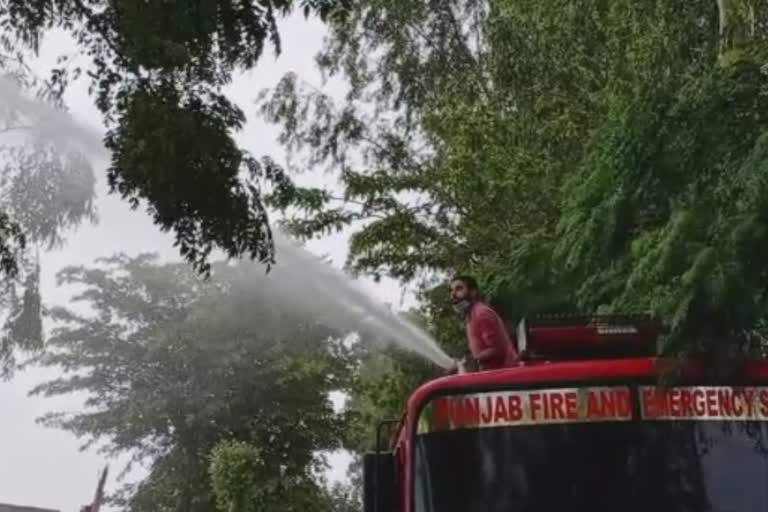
[{"left": 452, "top": 299, "right": 471, "bottom": 316}]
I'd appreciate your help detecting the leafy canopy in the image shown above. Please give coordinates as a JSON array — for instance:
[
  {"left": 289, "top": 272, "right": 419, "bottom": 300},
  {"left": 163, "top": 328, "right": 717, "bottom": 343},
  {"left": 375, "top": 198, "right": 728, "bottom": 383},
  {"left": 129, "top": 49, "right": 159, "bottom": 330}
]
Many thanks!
[
  {"left": 258, "top": 0, "right": 768, "bottom": 355},
  {"left": 250, "top": 3, "right": 768, "bottom": 471},
  {"left": 0, "top": 73, "right": 97, "bottom": 376},
  {"left": 31, "top": 254, "right": 353, "bottom": 511},
  {"left": 0, "top": 0, "right": 348, "bottom": 276}
]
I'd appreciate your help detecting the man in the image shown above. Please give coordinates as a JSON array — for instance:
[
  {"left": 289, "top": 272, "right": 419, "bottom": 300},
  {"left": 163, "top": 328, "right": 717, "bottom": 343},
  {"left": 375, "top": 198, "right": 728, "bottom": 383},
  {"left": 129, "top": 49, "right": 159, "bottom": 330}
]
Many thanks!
[{"left": 449, "top": 275, "right": 518, "bottom": 371}]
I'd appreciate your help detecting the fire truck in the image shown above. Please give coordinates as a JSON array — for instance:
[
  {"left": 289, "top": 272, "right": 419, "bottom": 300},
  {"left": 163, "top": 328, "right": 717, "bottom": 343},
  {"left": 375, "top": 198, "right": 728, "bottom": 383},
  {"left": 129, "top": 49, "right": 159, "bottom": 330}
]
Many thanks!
[{"left": 363, "top": 314, "right": 768, "bottom": 512}]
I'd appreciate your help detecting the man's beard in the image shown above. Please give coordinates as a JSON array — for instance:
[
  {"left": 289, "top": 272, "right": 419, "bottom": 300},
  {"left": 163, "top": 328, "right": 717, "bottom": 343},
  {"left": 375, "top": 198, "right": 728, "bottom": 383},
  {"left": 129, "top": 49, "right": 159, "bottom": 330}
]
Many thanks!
[{"left": 452, "top": 299, "right": 471, "bottom": 316}]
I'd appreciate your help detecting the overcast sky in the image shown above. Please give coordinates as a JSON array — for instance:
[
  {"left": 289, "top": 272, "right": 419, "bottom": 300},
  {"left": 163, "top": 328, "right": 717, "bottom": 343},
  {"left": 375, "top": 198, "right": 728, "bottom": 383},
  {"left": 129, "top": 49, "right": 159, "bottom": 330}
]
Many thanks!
[{"left": 0, "top": 12, "right": 411, "bottom": 511}]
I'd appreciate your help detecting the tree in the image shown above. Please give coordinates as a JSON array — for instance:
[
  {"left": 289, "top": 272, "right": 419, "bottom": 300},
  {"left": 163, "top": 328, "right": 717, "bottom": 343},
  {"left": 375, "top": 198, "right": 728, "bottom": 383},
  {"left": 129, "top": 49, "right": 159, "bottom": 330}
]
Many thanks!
[
  {"left": 209, "top": 438, "right": 349, "bottom": 512},
  {"left": 0, "top": 72, "right": 97, "bottom": 377},
  {"left": 258, "top": 0, "right": 768, "bottom": 354},
  {"left": 0, "top": 0, "right": 351, "bottom": 277},
  {"left": 717, "top": 0, "right": 768, "bottom": 55},
  {"left": 30, "top": 254, "right": 354, "bottom": 511},
  {"left": 251, "top": 2, "right": 768, "bottom": 474},
  {"left": 259, "top": 0, "right": 704, "bottom": 305}
]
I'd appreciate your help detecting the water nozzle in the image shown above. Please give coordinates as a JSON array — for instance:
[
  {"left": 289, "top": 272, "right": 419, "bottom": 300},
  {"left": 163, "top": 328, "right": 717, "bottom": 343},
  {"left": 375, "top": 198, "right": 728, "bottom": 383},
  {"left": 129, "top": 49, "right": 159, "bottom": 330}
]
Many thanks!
[{"left": 445, "top": 358, "right": 466, "bottom": 375}]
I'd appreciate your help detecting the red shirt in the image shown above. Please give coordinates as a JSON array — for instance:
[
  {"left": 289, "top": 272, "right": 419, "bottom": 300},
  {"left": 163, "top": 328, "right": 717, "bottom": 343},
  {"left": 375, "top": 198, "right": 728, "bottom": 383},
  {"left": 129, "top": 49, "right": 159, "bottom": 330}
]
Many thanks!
[{"left": 466, "top": 302, "right": 518, "bottom": 370}]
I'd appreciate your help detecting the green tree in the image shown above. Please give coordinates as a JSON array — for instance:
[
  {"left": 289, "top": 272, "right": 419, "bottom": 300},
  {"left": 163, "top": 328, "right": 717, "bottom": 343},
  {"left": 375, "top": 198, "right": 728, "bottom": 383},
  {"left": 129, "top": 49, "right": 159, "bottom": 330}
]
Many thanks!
[
  {"left": 258, "top": 0, "right": 768, "bottom": 352},
  {"left": 0, "top": 73, "right": 97, "bottom": 377},
  {"left": 253, "top": 1, "right": 768, "bottom": 469},
  {"left": 717, "top": 0, "right": 768, "bottom": 55},
  {"left": 0, "top": 0, "right": 351, "bottom": 277},
  {"left": 30, "top": 254, "right": 353, "bottom": 511},
  {"left": 209, "top": 439, "right": 347, "bottom": 512}
]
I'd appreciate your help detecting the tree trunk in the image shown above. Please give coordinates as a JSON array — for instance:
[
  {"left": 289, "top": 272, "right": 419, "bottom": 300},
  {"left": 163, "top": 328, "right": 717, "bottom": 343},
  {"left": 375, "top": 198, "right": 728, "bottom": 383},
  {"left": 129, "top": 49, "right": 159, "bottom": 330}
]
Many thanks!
[
  {"left": 717, "top": 0, "right": 756, "bottom": 56},
  {"left": 718, "top": 0, "right": 730, "bottom": 54}
]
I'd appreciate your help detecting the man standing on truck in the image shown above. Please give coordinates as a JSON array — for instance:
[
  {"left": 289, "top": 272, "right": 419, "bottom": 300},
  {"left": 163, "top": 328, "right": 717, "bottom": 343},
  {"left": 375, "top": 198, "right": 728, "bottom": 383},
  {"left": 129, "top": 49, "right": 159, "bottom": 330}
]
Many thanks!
[{"left": 449, "top": 275, "right": 519, "bottom": 371}]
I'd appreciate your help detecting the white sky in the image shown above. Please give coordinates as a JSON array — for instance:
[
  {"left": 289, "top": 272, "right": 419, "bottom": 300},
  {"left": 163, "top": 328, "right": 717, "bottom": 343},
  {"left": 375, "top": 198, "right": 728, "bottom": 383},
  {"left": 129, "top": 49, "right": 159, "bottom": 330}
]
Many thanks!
[{"left": 0, "top": 12, "right": 413, "bottom": 511}]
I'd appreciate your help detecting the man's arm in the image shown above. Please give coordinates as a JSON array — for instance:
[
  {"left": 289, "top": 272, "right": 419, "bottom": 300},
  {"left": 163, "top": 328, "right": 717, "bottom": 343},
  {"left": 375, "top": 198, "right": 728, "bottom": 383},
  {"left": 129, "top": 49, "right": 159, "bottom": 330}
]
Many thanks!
[
  {"left": 474, "top": 309, "right": 506, "bottom": 363},
  {"left": 475, "top": 347, "right": 499, "bottom": 362}
]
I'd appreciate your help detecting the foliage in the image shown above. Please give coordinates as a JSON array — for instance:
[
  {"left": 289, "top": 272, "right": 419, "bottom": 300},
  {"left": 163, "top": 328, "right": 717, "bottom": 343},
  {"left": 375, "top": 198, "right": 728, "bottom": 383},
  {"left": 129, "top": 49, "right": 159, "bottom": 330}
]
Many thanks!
[
  {"left": 557, "top": 52, "right": 768, "bottom": 354},
  {"left": 0, "top": 0, "right": 351, "bottom": 276},
  {"left": 325, "top": 482, "right": 361, "bottom": 512},
  {"left": 16, "top": 2, "right": 768, "bottom": 509},
  {"left": 260, "top": 0, "right": 712, "bottom": 305},
  {"left": 210, "top": 440, "right": 266, "bottom": 512},
  {"left": 251, "top": 2, "right": 768, "bottom": 477},
  {"left": 0, "top": 73, "right": 97, "bottom": 377},
  {"left": 30, "top": 254, "right": 353, "bottom": 511},
  {"left": 209, "top": 439, "right": 342, "bottom": 512},
  {"left": 258, "top": 0, "right": 768, "bottom": 354},
  {"left": 344, "top": 351, "right": 432, "bottom": 451}
]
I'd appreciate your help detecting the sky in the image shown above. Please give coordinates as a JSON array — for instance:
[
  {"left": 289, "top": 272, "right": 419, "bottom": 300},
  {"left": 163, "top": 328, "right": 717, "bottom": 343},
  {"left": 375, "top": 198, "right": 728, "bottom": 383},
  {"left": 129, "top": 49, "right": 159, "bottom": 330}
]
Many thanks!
[{"left": 0, "top": 12, "right": 415, "bottom": 511}]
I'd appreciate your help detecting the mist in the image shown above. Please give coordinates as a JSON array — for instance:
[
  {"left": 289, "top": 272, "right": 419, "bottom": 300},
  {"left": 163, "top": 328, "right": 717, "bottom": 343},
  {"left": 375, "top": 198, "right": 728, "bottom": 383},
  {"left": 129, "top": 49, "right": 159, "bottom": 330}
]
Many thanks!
[
  {"left": 0, "top": 72, "right": 454, "bottom": 369},
  {"left": 0, "top": 75, "right": 106, "bottom": 158},
  {"left": 0, "top": 33, "right": 453, "bottom": 511},
  {"left": 247, "top": 230, "right": 454, "bottom": 368}
]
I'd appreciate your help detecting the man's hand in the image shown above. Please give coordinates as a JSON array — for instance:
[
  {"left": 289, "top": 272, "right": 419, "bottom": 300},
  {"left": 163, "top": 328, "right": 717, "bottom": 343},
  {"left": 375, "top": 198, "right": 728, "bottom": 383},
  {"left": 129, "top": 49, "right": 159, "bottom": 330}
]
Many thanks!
[{"left": 475, "top": 347, "right": 499, "bottom": 363}]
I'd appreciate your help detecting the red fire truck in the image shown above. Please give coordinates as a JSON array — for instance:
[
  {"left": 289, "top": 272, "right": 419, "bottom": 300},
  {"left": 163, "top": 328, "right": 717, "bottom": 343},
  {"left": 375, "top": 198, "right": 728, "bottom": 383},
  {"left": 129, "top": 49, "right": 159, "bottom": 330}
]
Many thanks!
[{"left": 363, "top": 314, "right": 768, "bottom": 512}]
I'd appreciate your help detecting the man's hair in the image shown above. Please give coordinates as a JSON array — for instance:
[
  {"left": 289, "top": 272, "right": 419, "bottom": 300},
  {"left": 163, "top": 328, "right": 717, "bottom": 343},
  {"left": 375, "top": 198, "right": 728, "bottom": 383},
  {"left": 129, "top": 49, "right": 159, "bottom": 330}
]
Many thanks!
[{"left": 451, "top": 275, "right": 479, "bottom": 291}]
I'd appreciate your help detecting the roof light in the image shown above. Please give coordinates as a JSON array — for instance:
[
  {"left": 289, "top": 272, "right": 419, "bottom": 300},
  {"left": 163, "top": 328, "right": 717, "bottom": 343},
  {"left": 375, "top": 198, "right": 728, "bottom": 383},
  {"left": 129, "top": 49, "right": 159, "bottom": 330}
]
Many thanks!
[{"left": 516, "top": 314, "right": 663, "bottom": 360}]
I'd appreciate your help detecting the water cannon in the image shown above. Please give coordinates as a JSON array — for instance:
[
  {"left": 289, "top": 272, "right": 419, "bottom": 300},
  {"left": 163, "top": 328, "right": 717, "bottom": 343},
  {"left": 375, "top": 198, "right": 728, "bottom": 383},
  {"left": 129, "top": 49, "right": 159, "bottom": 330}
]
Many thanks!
[
  {"left": 443, "top": 358, "right": 468, "bottom": 375},
  {"left": 516, "top": 313, "right": 665, "bottom": 361}
]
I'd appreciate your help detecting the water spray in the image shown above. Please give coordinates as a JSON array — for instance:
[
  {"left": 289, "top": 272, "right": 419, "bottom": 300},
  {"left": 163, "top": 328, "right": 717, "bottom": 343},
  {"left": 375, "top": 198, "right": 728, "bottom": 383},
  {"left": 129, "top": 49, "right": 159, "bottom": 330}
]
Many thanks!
[
  {"left": 0, "top": 75, "right": 458, "bottom": 370},
  {"left": 269, "top": 231, "right": 456, "bottom": 369}
]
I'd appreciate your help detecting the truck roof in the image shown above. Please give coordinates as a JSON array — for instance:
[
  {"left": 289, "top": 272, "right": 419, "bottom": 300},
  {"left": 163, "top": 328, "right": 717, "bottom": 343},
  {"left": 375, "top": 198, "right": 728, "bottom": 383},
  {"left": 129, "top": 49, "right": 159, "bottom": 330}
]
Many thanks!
[{"left": 389, "top": 356, "right": 768, "bottom": 449}]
